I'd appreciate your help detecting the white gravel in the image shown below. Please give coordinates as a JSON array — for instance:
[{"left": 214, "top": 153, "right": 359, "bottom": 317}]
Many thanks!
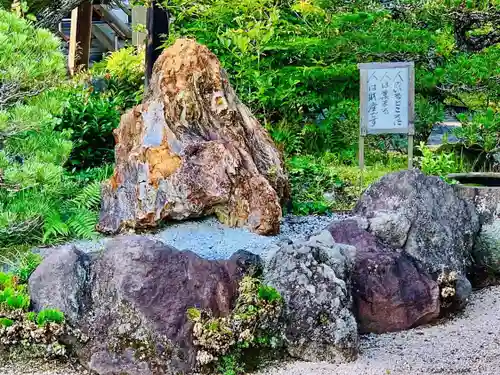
[
  {"left": 3, "top": 285, "right": 500, "bottom": 375},
  {"left": 0, "top": 358, "right": 88, "bottom": 375},
  {"left": 258, "top": 285, "right": 500, "bottom": 375},
  {"left": 34, "top": 214, "right": 338, "bottom": 261}
]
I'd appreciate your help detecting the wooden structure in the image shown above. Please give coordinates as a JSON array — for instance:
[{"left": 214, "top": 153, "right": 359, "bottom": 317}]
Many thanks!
[
  {"left": 145, "top": 1, "right": 169, "bottom": 87},
  {"left": 66, "top": 1, "right": 144, "bottom": 74},
  {"left": 66, "top": 0, "right": 169, "bottom": 89},
  {"left": 68, "top": 1, "right": 93, "bottom": 75}
]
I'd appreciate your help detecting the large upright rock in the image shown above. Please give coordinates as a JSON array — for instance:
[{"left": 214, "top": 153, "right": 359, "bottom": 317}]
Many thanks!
[
  {"left": 264, "top": 231, "right": 359, "bottom": 363},
  {"left": 98, "top": 39, "right": 289, "bottom": 236},
  {"left": 354, "top": 170, "right": 480, "bottom": 308}
]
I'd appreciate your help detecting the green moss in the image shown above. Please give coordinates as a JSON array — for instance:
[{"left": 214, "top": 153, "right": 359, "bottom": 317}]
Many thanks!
[
  {"left": 0, "top": 317, "right": 13, "bottom": 326},
  {"left": 257, "top": 285, "right": 281, "bottom": 303},
  {"left": 187, "top": 307, "right": 201, "bottom": 322},
  {"left": 36, "top": 309, "right": 65, "bottom": 326}
]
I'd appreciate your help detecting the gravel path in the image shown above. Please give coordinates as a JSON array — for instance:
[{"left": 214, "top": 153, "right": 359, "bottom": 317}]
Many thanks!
[
  {"left": 259, "top": 285, "right": 500, "bottom": 375},
  {"left": 3, "top": 285, "right": 500, "bottom": 374}
]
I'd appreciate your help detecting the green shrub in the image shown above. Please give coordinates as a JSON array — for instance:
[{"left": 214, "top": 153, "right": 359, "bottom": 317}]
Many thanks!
[
  {"left": 25, "top": 311, "right": 36, "bottom": 322},
  {"left": 0, "top": 251, "right": 42, "bottom": 283},
  {"left": 157, "top": 0, "right": 487, "bottom": 154},
  {"left": 55, "top": 88, "right": 123, "bottom": 169},
  {"left": 417, "top": 142, "right": 465, "bottom": 179},
  {"left": 0, "top": 317, "right": 13, "bottom": 327},
  {"left": 460, "top": 109, "right": 498, "bottom": 152},
  {"left": 51, "top": 47, "right": 144, "bottom": 171},
  {"left": 287, "top": 152, "right": 407, "bottom": 214},
  {"left": 0, "top": 272, "right": 30, "bottom": 311},
  {"left": 36, "top": 309, "right": 65, "bottom": 326},
  {"left": 91, "top": 46, "right": 145, "bottom": 109}
]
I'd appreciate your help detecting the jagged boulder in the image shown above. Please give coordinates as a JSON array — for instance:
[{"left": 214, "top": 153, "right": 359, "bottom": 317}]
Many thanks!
[
  {"left": 29, "top": 236, "right": 261, "bottom": 375},
  {"left": 98, "top": 39, "right": 289, "bottom": 236},
  {"left": 264, "top": 230, "right": 359, "bottom": 363},
  {"left": 327, "top": 218, "right": 440, "bottom": 333},
  {"left": 455, "top": 185, "right": 500, "bottom": 285},
  {"left": 354, "top": 169, "right": 480, "bottom": 308}
]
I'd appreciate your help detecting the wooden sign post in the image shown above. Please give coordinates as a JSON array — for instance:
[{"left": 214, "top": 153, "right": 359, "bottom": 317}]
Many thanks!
[{"left": 358, "top": 62, "right": 415, "bottom": 172}]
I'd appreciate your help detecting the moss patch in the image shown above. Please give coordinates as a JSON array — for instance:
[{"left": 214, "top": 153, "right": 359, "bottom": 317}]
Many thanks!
[{"left": 189, "top": 276, "right": 284, "bottom": 374}]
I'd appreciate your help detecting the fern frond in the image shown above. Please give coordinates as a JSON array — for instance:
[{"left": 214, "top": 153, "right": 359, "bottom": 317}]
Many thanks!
[
  {"left": 72, "top": 181, "right": 101, "bottom": 210},
  {"left": 42, "top": 210, "right": 69, "bottom": 244},
  {"left": 67, "top": 208, "right": 98, "bottom": 240}
]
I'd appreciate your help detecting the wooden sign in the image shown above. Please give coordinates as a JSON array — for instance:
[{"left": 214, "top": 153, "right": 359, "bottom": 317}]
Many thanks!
[{"left": 358, "top": 62, "right": 415, "bottom": 170}]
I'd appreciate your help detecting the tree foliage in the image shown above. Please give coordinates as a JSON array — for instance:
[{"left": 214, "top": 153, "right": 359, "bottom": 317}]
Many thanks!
[
  {"left": 0, "top": 9, "right": 65, "bottom": 111},
  {"left": 158, "top": 0, "right": 498, "bottom": 156}
]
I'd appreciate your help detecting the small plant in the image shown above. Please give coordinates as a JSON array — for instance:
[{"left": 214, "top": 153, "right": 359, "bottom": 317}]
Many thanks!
[
  {"left": 25, "top": 311, "right": 36, "bottom": 322},
  {"left": 0, "top": 317, "right": 13, "bottom": 327},
  {"left": 11, "top": 252, "right": 42, "bottom": 283},
  {"left": 189, "top": 276, "right": 283, "bottom": 374},
  {"left": 36, "top": 309, "right": 65, "bottom": 326},
  {"left": 187, "top": 307, "right": 201, "bottom": 321},
  {"left": 5, "top": 292, "right": 30, "bottom": 310},
  {"left": 417, "top": 142, "right": 464, "bottom": 180},
  {"left": 257, "top": 285, "right": 281, "bottom": 303}
]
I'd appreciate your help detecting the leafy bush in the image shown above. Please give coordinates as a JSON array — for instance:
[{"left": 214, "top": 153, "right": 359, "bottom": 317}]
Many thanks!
[
  {"left": 0, "top": 15, "right": 126, "bottom": 250},
  {"left": 417, "top": 142, "right": 465, "bottom": 179},
  {"left": 54, "top": 87, "right": 123, "bottom": 169},
  {"left": 156, "top": 0, "right": 496, "bottom": 155},
  {"left": 454, "top": 108, "right": 499, "bottom": 171},
  {"left": 0, "top": 317, "right": 13, "bottom": 326},
  {"left": 0, "top": 93, "right": 108, "bottom": 247},
  {"left": 0, "top": 272, "right": 30, "bottom": 311},
  {"left": 91, "top": 46, "right": 145, "bottom": 109},
  {"left": 0, "top": 251, "right": 42, "bottom": 283},
  {"left": 53, "top": 47, "right": 145, "bottom": 170}
]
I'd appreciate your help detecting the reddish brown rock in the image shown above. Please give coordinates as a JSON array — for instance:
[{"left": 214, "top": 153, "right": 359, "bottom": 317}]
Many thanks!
[
  {"left": 29, "top": 236, "right": 262, "bottom": 375},
  {"left": 327, "top": 219, "right": 440, "bottom": 333},
  {"left": 98, "top": 39, "right": 289, "bottom": 235}
]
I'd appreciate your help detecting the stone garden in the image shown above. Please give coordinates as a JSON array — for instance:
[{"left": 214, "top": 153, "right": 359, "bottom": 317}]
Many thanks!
[
  {"left": 2, "top": 37, "right": 499, "bottom": 375},
  {"left": 0, "top": 1, "right": 499, "bottom": 375}
]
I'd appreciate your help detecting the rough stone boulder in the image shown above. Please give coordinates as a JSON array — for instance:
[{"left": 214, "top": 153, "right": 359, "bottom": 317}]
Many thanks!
[
  {"left": 327, "top": 218, "right": 440, "bottom": 333},
  {"left": 29, "top": 236, "right": 261, "bottom": 375},
  {"left": 455, "top": 185, "right": 500, "bottom": 285},
  {"left": 354, "top": 169, "right": 480, "bottom": 308},
  {"left": 264, "top": 230, "right": 359, "bottom": 363},
  {"left": 97, "top": 39, "right": 289, "bottom": 236},
  {"left": 453, "top": 184, "right": 500, "bottom": 225},
  {"left": 474, "top": 220, "right": 500, "bottom": 275}
]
